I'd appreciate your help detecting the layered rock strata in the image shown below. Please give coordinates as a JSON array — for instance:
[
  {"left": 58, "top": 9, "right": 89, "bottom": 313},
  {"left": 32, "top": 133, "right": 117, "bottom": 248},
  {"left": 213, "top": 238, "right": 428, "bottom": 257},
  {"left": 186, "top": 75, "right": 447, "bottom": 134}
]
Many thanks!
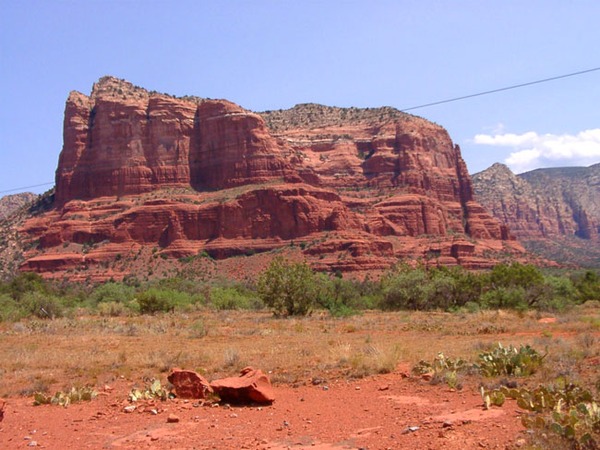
[
  {"left": 18, "top": 77, "right": 521, "bottom": 279},
  {"left": 473, "top": 163, "right": 600, "bottom": 242},
  {"left": 472, "top": 163, "right": 600, "bottom": 267}
]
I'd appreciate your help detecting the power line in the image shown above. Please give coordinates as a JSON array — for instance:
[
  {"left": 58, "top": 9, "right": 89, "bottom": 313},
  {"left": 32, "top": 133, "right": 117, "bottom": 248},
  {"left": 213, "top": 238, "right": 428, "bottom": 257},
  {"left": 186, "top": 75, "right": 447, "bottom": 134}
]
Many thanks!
[
  {"left": 0, "top": 182, "right": 54, "bottom": 195},
  {"left": 399, "top": 66, "right": 600, "bottom": 112},
  {"left": 2, "top": 66, "right": 599, "bottom": 195}
]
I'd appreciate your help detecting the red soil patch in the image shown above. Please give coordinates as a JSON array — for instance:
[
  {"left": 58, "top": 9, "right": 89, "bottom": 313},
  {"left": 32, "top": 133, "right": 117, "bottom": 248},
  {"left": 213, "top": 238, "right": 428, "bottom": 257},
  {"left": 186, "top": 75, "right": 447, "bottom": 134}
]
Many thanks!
[{"left": 0, "top": 372, "right": 526, "bottom": 449}]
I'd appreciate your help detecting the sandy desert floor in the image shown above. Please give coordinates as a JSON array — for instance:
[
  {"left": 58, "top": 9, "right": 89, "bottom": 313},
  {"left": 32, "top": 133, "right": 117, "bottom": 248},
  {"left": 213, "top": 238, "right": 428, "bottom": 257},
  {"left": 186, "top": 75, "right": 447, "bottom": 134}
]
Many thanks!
[{"left": 1, "top": 308, "right": 598, "bottom": 449}]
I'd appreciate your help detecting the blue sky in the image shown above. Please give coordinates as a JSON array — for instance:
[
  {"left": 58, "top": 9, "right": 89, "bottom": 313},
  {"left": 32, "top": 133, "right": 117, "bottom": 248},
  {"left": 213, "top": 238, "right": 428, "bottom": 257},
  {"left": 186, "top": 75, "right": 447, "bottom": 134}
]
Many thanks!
[{"left": 1, "top": 0, "right": 599, "bottom": 195}]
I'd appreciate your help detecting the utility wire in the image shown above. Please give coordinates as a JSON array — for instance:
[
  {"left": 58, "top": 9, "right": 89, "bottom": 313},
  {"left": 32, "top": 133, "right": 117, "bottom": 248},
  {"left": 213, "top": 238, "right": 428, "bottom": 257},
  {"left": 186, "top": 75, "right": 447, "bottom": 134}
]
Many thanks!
[
  {"left": 0, "top": 182, "right": 54, "bottom": 195},
  {"left": 2, "top": 67, "right": 599, "bottom": 195},
  {"left": 399, "top": 66, "right": 600, "bottom": 112}
]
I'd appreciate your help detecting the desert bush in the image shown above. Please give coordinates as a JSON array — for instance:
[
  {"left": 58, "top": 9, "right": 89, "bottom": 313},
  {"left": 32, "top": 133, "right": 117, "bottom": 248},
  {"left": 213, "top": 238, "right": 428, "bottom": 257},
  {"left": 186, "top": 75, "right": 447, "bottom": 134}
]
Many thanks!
[
  {"left": 0, "top": 273, "right": 89, "bottom": 318},
  {"left": 336, "top": 344, "right": 402, "bottom": 378},
  {"left": 153, "top": 277, "right": 207, "bottom": 296},
  {"left": 209, "top": 286, "right": 257, "bottom": 310},
  {"left": 480, "top": 286, "right": 528, "bottom": 310},
  {"left": 448, "top": 267, "right": 484, "bottom": 308},
  {"left": 377, "top": 263, "right": 588, "bottom": 313},
  {"left": 223, "top": 348, "right": 242, "bottom": 369},
  {"left": 137, "top": 289, "right": 172, "bottom": 314},
  {"left": 538, "top": 275, "right": 578, "bottom": 311},
  {"left": 483, "top": 263, "right": 555, "bottom": 309},
  {"left": 381, "top": 265, "right": 432, "bottom": 310},
  {"left": 573, "top": 270, "right": 600, "bottom": 303},
  {"left": 19, "top": 291, "right": 65, "bottom": 319},
  {"left": 90, "top": 282, "right": 135, "bottom": 306},
  {"left": 488, "top": 262, "right": 545, "bottom": 290},
  {"left": 316, "top": 275, "right": 364, "bottom": 316},
  {"left": 426, "top": 270, "right": 458, "bottom": 311},
  {"left": 3, "top": 272, "right": 48, "bottom": 300},
  {"left": 478, "top": 342, "right": 545, "bottom": 377},
  {"left": 96, "top": 301, "right": 131, "bottom": 317},
  {"left": 257, "top": 257, "right": 319, "bottom": 316},
  {"left": 188, "top": 318, "right": 208, "bottom": 338},
  {"left": 381, "top": 265, "right": 484, "bottom": 311},
  {"left": 137, "top": 288, "right": 192, "bottom": 314},
  {"left": 0, "top": 293, "right": 27, "bottom": 321}
]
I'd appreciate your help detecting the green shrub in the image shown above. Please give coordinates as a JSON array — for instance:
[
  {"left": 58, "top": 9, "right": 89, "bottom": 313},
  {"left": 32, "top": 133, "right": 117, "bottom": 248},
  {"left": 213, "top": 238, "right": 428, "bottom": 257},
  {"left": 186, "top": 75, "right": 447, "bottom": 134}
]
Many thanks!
[
  {"left": 380, "top": 265, "right": 480, "bottom": 311},
  {"left": 538, "top": 276, "right": 578, "bottom": 311},
  {"left": 20, "top": 291, "right": 64, "bottom": 319},
  {"left": 97, "top": 301, "right": 130, "bottom": 317},
  {"left": 257, "top": 257, "right": 318, "bottom": 316},
  {"left": 485, "top": 263, "right": 553, "bottom": 309},
  {"left": 449, "top": 267, "right": 484, "bottom": 308},
  {"left": 137, "top": 288, "right": 191, "bottom": 314},
  {"left": 316, "top": 275, "right": 362, "bottom": 316},
  {"left": 90, "top": 282, "right": 135, "bottom": 305},
  {"left": 480, "top": 286, "right": 527, "bottom": 310},
  {"left": 426, "top": 270, "right": 457, "bottom": 311},
  {"left": 209, "top": 286, "right": 253, "bottom": 310},
  {"left": 153, "top": 277, "right": 207, "bottom": 297},
  {"left": 0, "top": 293, "right": 26, "bottom": 321},
  {"left": 381, "top": 266, "right": 431, "bottom": 310},
  {"left": 573, "top": 270, "right": 600, "bottom": 303},
  {"left": 5, "top": 272, "right": 48, "bottom": 300},
  {"left": 488, "top": 263, "right": 545, "bottom": 290}
]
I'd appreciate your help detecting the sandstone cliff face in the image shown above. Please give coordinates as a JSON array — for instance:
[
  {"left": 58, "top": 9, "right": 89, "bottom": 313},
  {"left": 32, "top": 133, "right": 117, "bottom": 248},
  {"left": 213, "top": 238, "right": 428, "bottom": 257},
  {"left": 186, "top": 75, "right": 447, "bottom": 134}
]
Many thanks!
[
  {"left": 260, "top": 104, "right": 507, "bottom": 241},
  {"left": 56, "top": 77, "right": 296, "bottom": 203},
  {"left": 17, "top": 77, "right": 521, "bottom": 280},
  {"left": 472, "top": 163, "right": 600, "bottom": 267}
]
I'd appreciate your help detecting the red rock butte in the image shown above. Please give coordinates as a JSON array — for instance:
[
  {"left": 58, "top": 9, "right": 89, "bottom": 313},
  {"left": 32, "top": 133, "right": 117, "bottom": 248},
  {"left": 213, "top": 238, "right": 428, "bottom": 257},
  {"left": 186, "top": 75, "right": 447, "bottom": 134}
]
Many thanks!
[{"left": 19, "top": 76, "right": 523, "bottom": 280}]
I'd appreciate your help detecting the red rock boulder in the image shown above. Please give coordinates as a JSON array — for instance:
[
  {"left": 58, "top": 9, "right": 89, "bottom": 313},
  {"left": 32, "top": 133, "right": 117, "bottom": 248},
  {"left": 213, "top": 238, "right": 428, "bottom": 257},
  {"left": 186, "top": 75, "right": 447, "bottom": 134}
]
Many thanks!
[
  {"left": 0, "top": 398, "right": 5, "bottom": 422},
  {"left": 210, "top": 367, "right": 275, "bottom": 404},
  {"left": 167, "top": 368, "right": 213, "bottom": 399}
]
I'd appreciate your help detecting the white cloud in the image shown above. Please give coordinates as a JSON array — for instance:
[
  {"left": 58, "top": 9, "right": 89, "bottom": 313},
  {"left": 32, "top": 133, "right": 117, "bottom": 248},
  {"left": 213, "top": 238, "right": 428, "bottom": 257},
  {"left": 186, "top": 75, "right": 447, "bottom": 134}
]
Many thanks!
[
  {"left": 472, "top": 128, "right": 600, "bottom": 173},
  {"left": 505, "top": 148, "right": 542, "bottom": 170}
]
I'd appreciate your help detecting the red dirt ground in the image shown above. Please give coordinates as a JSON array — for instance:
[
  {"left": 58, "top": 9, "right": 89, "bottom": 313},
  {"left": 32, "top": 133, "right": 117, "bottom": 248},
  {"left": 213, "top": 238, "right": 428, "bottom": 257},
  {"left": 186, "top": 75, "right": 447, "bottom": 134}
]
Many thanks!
[{"left": 0, "top": 369, "right": 526, "bottom": 450}]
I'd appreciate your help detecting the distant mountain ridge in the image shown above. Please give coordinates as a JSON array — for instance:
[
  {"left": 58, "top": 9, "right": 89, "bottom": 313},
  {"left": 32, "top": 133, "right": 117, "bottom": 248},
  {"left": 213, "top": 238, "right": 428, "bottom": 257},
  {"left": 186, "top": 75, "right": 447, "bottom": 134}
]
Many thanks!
[
  {"left": 0, "top": 193, "right": 37, "bottom": 221},
  {"left": 472, "top": 163, "right": 600, "bottom": 267},
  {"left": 0, "top": 192, "right": 40, "bottom": 281}
]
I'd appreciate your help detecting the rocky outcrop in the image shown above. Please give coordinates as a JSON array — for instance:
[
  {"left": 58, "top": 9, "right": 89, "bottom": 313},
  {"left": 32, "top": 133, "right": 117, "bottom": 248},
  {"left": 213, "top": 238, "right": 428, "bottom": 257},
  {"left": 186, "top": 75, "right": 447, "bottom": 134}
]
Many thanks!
[
  {"left": 473, "top": 163, "right": 600, "bottom": 267},
  {"left": 0, "top": 192, "right": 52, "bottom": 281},
  {"left": 0, "top": 193, "right": 37, "bottom": 221},
  {"left": 15, "top": 77, "right": 523, "bottom": 280},
  {"left": 55, "top": 77, "right": 297, "bottom": 204}
]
